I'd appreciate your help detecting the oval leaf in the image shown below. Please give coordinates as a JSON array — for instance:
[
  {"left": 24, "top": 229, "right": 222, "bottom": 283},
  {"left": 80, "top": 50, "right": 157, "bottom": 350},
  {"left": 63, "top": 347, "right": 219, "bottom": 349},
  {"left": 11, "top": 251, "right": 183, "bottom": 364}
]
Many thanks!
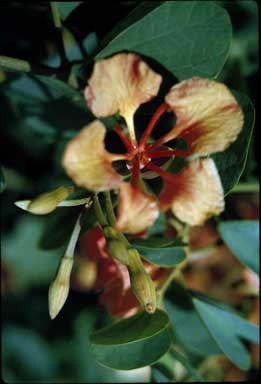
[
  {"left": 96, "top": 1, "right": 232, "bottom": 80},
  {"left": 89, "top": 310, "right": 171, "bottom": 370},
  {"left": 131, "top": 237, "right": 187, "bottom": 267},
  {"left": 192, "top": 297, "right": 258, "bottom": 370},
  {"left": 218, "top": 220, "right": 259, "bottom": 274},
  {"left": 57, "top": 2, "right": 82, "bottom": 20},
  {"left": 212, "top": 90, "right": 255, "bottom": 194}
]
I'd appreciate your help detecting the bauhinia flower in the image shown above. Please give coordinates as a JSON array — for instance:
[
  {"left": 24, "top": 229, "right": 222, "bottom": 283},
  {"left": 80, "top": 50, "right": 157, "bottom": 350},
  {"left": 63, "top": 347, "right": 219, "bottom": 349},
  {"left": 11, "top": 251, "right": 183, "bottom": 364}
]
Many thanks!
[{"left": 63, "top": 53, "right": 244, "bottom": 233}]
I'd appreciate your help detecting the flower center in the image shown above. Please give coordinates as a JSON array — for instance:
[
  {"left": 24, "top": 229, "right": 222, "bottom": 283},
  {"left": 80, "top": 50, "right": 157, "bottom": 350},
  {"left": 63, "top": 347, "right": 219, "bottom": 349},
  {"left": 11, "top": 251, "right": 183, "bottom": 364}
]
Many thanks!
[{"left": 114, "top": 103, "right": 189, "bottom": 185}]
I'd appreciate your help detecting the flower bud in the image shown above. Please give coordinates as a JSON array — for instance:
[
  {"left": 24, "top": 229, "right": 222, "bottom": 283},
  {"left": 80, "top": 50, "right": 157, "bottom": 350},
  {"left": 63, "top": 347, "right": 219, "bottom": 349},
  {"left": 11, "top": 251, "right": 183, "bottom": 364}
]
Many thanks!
[
  {"left": 128, "top": 248, "right": 157, "bottom": 314},
  {"left": 107, "top": 239, "right": 130, "bottom": 266},
  {"left": 48, "top": 256, "right": 73, "bottom": 319},
  {"left": 27, "top": 186, "right": 74, "bottom": 215}
]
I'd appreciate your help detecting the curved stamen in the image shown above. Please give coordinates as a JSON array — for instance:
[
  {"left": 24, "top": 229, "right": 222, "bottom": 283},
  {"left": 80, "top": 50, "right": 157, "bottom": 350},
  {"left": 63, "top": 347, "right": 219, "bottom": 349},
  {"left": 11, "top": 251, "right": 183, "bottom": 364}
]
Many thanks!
[
  {"left": 147, "top": 149, "right": 189, "bottom": 159},
  {"left": 114, "top": 125, "right": 135, "bottom": 152},
  {"left": 139, "top": 103, "right": 169, "bottom": 149},
  {"left": 145, "top": 162, "right": 177, "bottom": 184}
]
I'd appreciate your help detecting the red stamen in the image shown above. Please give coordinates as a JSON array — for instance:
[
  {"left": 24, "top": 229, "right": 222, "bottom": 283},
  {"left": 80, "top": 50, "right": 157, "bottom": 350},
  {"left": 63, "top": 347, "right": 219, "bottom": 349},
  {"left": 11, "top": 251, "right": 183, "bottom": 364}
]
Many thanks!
[
  {"left": 139, "top": 103, "right": 169, "bottom": 149},
  {"left": 145, "top": 162, "right": 177, "bottom": 184},
  {"left": 147, "top": 149, "right": 189, "bottom": 159},
  {"left": 131, "top": 156, "right": 140, "bottom": 188},
  {"left": 148, "top": 136, "right": 167, "bottom": 151},
  {"left": 114, "top": 125, "right": 134, "bottom": 152}
]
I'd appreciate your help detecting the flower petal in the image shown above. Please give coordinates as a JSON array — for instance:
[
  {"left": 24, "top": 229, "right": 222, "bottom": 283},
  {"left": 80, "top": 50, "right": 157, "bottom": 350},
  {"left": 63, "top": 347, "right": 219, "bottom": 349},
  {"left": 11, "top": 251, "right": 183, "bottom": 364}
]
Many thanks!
[
  {"left": 85, "top": 53, "right": 162, "bottom": 121},
  {"left": 159, "top": 158, "right": 224, "bottom": 226},
  {"left": 164, "top": 77, "right": 243, "bottom": 155},
  {"left": 116, "top": 182, "right": 159, "bottom": 234},
  {"left": 62, "top": 120, "right": 122, "bottom": 191}
]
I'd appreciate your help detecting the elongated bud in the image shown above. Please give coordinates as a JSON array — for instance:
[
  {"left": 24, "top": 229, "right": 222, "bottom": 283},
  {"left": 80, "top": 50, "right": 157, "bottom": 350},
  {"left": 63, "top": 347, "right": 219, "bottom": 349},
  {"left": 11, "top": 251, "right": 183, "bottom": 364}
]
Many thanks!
[
  {"left": 103, "top": 226, "right": 130, "bottom": 266},
  {"left": 16, "top": 186, "right": 74, "bottom": 215},
  {"left": 49, "top": 213, "right": 82, "bottom": 319},
  {"left": 128, "top": 249, "right": 157, "bottom": 314},
  {"left": 48, "top": 256, "right": 73, "bottom": 319},
  {"left": 107, "top": 239, "right": 129, "bottom": 265}
]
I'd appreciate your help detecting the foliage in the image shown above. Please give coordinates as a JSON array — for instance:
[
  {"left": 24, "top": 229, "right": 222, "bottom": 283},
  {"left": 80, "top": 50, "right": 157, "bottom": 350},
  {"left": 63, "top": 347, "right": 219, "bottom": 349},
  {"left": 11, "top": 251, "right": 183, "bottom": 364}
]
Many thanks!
[{"left": 1, "top": 1, "right": 258, "bottom": 382}]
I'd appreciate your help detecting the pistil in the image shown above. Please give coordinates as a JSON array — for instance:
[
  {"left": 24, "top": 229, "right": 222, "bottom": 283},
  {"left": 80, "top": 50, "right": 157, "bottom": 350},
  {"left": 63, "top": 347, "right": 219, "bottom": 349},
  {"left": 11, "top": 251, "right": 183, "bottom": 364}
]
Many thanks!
[{"left": 131, "top": 156, "right": 141, "bottom": 188}]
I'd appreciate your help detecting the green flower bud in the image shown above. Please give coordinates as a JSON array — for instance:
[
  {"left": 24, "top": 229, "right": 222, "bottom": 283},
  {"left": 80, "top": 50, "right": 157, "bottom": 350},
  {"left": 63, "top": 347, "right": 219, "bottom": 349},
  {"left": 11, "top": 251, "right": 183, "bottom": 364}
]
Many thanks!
[
  {"left": 27, "top": 186, "right": 74, "bottom": 215},
  {"left": 48, "top": 256, "right": 73, "bottom": 320},
  {"left": 107, "top": 239, "right": 129, "bottom": 266},
  {"left": 128, "top": 248, "right": 157, "bottom": 314}
]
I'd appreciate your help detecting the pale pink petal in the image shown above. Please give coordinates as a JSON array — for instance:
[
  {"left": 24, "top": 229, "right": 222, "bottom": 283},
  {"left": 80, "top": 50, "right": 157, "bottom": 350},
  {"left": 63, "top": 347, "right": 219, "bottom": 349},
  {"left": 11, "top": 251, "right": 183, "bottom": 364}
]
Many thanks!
[
  {"left": 159, "top": 158, "right": 224, "bottom": 226},
  {"left": 62, "top": 120, "right": 122, "bottom": 191},
  {"left": 85, "top": 53, "right": 162, "bottom": 122},
  {"left": 116, "top": 182, "right": 159, "bottom": 234},
  {"left": 163, "top": 77, "right": 243, "bottom": 155}
]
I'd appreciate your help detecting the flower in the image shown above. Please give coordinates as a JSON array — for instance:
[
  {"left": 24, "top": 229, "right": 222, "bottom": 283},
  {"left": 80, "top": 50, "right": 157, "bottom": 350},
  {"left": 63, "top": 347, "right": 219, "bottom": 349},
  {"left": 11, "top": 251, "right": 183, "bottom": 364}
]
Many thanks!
[{"left": 63, "top": 53, "right": 244, "bottom": 233}]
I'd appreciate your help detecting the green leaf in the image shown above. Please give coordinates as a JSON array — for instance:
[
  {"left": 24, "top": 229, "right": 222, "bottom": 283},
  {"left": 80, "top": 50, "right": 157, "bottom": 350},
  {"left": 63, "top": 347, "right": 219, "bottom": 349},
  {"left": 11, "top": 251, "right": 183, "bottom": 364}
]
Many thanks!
[
  {"left": 148, "top": 212, "right": 166, "bottom": 236},
  {"left": 96, "top": 1, "right": 232, "bottom": 80},
  {"left": 2, "top": 326, "right": 57, "bottom": 381},
  {"left": 89, "top": 310, "right": 171, "bottom": 370},
  {"left": 131, "top": 237, "right": 187, "bottom": 267},
  {"left": 165, "top": 284, "right": 221, "bottom": 358},
  {"left": 57, "top": 2, "right": 82, "bottom": 20},
  {"left": 212, "top": 90, "right": 255, "bottom": 194},
  {"left": 192, "top": 297, "right": 258, "bottom": 370},
  {"left": 218, "top": 220, "right": 259, "bottom": 274},
  {"left": 3, "top": 216, "right": 62, "bottom": 290}
]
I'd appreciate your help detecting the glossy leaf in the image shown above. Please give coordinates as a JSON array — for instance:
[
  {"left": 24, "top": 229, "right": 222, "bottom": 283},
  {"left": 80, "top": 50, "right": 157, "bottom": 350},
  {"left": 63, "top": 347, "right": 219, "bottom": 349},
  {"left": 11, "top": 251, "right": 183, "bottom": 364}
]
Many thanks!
[
  {"left": 57, "top": 2, "right": 82, "bottom": 20},
  {"left": 96, "top": 1, "right": 232, "bottom": 80},
  {"left": 192, "top": 297, "right": 259, "bottom": 370},
  {"left": 89, "top": 310, "right": 171, "bottom": 370},
  {"left": 165, "top": 284, "right": 221, "bottom": 358},
  {"left": 212, "top": 91, "right": 255, "bottom": 194},
  {"left": 218, "top": 220, "right": 259, "bottom": 274},
  {"left": 131, "top": 237, "right": 187, "bottom": 267}
]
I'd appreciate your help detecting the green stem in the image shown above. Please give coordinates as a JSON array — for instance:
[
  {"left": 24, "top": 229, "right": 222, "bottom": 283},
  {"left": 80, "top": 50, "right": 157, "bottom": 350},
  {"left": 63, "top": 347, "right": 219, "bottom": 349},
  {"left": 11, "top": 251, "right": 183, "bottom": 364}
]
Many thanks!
[
  {"left": 65, "top": 212, "right": 82, "bottom": 258},
  {"left": 93, "top": 193, "right": 108, "bottom": 227},
  {"left": 157, "top": 257, "right": 188, "bottom": 304},
  {"left": 170, "top": 347, "right": 205, "bottom": 382},
  {"left": 230, "top": 182, "right": 259, "bottom": 193},
  {"left": 0, "top": 55, "right": 66, "bottom": 76},
  {"left": 104, "top": 191, "right": 116, "bottom": 226},
  {"left": 50, "top": 2, "right": 68, "bottom": 67}
]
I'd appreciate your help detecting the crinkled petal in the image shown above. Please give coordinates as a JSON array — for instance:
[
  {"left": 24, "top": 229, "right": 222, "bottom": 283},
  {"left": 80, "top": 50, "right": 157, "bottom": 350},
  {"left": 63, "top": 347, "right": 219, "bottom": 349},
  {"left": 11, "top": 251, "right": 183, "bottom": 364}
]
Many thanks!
[
  {"left": 116, "top": 182, "right": 159, "bottom": 234},
  {"left": 85, "top": 53, "right": 162, "bottom": 120},
  {"left": 159, "top": 158, "right": 224, "bottom": 226},
  {"left": 164, "top": 77, "right": 243, "bottom": 156},
  {"left": 62, "top": 120, "right": 122, "bottom": 191}
]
